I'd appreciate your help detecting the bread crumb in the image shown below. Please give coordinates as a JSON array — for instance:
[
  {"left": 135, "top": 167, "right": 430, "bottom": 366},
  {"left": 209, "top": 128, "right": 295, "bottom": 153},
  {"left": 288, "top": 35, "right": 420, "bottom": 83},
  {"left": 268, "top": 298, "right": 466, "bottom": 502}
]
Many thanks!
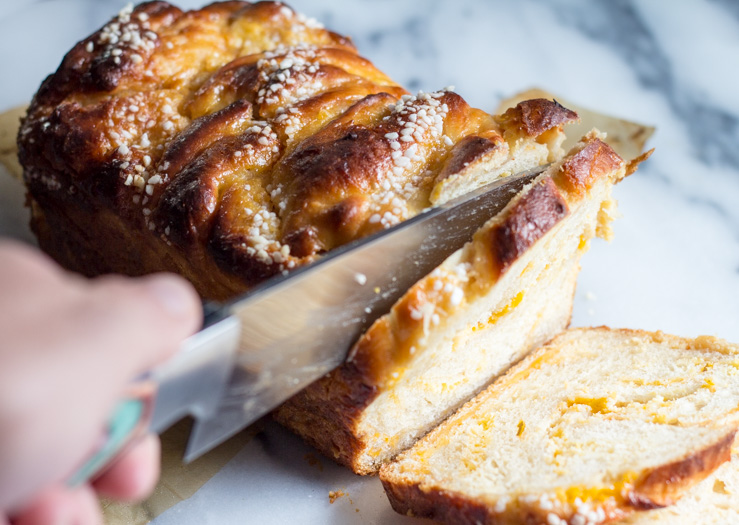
[
  {"left": 713, "top": 479, "right": 730, "bottom": 494},
  {"left": 328, "top": 490, "right": 346, "bottom": 504}
]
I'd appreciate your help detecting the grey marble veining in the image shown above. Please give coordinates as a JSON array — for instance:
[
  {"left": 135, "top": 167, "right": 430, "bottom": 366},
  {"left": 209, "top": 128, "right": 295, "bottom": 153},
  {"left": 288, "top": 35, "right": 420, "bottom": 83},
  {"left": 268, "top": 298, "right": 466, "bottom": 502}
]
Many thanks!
[
  {"left": 709, "top": 0, "right": 739, "bottom": 23},
  {"left": 1, "top": 1, "right": 738, "bottom": 523},
  {"left": 620, "top": 3, "right": 739, "bottom": 170}
]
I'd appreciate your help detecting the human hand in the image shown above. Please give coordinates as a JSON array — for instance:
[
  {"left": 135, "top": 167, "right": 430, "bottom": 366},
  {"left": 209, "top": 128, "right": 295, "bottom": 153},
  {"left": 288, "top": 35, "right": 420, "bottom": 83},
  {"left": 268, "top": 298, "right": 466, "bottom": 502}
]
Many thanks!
[{"left": 0, "top": 240, "right": 201, "bottom": 524}]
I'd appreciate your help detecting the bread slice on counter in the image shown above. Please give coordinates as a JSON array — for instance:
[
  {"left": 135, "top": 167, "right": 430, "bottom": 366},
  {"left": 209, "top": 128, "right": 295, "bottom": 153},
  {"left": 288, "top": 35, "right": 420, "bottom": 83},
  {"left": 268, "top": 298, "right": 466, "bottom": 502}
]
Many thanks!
[
  {"left": 380, "top": 327, "right": 739, "bottom": 525},
  {"left": 617, "top": 446, "right": 739, "bottom": 524},
  {"left": 274, "top": 132, "right": 645, "bottom": 474}
]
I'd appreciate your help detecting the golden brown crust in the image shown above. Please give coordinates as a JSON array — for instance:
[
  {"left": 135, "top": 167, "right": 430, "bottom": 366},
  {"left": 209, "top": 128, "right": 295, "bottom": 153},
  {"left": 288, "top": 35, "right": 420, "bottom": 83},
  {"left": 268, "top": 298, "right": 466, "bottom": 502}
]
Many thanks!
[
  {"left": 630, "top": 430, "right": 736, "bottom": 508},
  {"left": 382, "top": 479, "right": 492, "bottom": 524},
  {"left": 494, "top": 98, "right": 579, "bottom": 141},
  {"left": 381, "top": 479, "right": 631, "bottom": 525},
  {"left": 19, "top": 1, "right": 578, "bottom": 297},
  {"left": 625, "top": 148, "right": 654, "bottom": 178},
  {"left": 488, "top": 176, "right": 569, "bottom": 275},
  {"left": 435, "top": 134, "right": 507, "bottom": 182},
  {"left": 19, "top": 1, "right": 399, "bottom": 294},
  {"left": 556, "top": 135, "right": 624, "bottom": 197}
]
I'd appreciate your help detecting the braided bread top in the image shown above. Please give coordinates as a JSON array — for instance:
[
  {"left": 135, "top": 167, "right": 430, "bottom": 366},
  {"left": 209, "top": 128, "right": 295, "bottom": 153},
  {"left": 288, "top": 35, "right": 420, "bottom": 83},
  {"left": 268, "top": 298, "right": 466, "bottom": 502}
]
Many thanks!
[{"left": 19, "top": 1, "right": 577, "bottom": 290}]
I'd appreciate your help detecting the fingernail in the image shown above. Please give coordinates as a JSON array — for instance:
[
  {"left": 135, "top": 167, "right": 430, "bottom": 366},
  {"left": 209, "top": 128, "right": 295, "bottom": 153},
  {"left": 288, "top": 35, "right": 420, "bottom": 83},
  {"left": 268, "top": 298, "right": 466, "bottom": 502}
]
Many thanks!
[{"left": 141, "top": 274, "right": 196, "bottom": 318}]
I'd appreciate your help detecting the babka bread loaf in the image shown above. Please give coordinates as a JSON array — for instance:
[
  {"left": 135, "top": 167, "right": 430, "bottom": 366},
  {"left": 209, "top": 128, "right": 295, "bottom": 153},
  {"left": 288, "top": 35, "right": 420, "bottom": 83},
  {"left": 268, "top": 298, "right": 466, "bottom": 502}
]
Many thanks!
[
  {"left": 274, "top": 132, "right": 647, "bottom": 474},
  {"left": 17, "top": 0, "right": 576, "bottom": 300},
  {"left": 379, "top": 327, "right": 739, "bottom": 525}
]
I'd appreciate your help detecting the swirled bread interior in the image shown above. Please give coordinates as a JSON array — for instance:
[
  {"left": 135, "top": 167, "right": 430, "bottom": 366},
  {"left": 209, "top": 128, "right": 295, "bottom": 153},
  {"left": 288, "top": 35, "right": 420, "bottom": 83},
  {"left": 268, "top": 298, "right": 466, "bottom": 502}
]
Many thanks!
[
  {"left": 380, "top": 328, "right": 739, "bottom": 525},
  {"left": 18, "top": 1, "right": 576, "bottom": 300}
]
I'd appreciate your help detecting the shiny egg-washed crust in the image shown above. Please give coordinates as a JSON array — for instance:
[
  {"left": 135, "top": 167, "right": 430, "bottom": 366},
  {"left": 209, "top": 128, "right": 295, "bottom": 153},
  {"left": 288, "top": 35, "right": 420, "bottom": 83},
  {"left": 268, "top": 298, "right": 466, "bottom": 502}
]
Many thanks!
[
  {"left": 18, "top": 0, "right": 577, "bottom": 299},
  {"left": 379, "top": 327, "right": 738, "bottom": 525},
  {"left": 274, "top": 133, "right": 648, "bottom": 474}
]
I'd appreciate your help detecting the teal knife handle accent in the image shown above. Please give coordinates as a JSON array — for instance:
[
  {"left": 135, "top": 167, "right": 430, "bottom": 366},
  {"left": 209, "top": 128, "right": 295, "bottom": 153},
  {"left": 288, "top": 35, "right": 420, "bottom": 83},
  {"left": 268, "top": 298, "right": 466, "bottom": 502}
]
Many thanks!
[{"left": 68, "top": 384, "right": 154, "bottom": 487}]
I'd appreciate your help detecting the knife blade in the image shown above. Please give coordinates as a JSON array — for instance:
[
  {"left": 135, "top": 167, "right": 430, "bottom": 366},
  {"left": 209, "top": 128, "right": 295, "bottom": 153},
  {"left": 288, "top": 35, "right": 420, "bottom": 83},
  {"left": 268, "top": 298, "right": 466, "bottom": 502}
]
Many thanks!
[
  {"left": 178, "top": 164, "right": 547, "bottom": 461},
  {"left": 71, "top": 164, "right": 546, "bottom": 482}
]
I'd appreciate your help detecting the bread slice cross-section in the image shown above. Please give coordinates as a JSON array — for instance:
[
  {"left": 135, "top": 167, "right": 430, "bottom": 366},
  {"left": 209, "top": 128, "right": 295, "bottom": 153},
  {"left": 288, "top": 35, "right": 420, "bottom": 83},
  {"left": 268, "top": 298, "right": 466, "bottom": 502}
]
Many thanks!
[
  {"left": 275, "top": 131, "right": 645, "bottom": 474},
  {"left": 380, "top": 327, "right": 739, "bottom": 525}
]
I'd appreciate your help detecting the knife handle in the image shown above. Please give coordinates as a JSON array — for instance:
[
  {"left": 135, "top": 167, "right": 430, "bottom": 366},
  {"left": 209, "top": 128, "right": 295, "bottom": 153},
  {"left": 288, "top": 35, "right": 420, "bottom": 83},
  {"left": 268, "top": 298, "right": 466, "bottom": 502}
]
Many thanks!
[
  {"left": 67, "top": 303, "right": 237, "bottom": 485},
  {"left": 67, "top": 380, "right": 156, "bottom": 487}
]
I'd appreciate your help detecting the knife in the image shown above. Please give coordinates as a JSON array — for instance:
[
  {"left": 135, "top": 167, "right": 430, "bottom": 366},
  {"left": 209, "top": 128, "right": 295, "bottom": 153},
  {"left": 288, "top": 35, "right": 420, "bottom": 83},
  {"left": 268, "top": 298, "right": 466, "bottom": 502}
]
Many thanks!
[{"left": 69, "top": 164, "right": 546, "bottom": 484}]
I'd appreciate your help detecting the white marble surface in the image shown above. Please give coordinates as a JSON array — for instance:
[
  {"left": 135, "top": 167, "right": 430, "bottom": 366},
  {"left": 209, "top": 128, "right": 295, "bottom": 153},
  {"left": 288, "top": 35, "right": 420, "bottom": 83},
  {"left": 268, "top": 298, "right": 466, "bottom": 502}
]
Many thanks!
[{"left": 1, "top": 0, "right": 738, "bottom": 523}]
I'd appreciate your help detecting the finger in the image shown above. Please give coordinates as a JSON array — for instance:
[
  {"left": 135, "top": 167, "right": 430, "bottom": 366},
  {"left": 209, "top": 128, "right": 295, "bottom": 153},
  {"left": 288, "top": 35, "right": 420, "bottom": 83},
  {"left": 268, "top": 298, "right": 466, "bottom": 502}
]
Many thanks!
[
  {"left": 92, "top": 434, "right": 160, "bottom": 502},
  {"left": 11, "top": 484, "right": 101, "bottom": 525},
  {"left": 16, "top": 272, "right": 203, "bottom": 413},
  {"left": 0, "top": 241, "right": 61, "bottom": 280},
  {"left": 0, "top": 242, "right": 72, "bottom": 323},
  {"left": 0, "top": 241, "right": 201, "bottom": 374},
  {"left": 36, "top": 276, "right": 198, "bottom": 495},
  {"left": 0, "top": 266, "right": 200, "bottom": 511},
  {"left": 75, "top": 272, "right": 203, "bottom": 377},
  {"left": 4, "top": 269, "right": 201, "bottom": 396}
]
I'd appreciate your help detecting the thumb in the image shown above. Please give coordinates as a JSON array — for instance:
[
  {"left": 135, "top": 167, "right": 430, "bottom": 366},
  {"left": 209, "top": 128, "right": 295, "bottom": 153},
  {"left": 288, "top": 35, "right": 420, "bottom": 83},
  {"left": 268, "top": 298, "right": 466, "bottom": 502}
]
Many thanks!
[
  {"left": 0, "top": 269, "right": 202, "bottom": 512},
  {"left": 76, "top": 273, "right": 203, "bottom": 379}
]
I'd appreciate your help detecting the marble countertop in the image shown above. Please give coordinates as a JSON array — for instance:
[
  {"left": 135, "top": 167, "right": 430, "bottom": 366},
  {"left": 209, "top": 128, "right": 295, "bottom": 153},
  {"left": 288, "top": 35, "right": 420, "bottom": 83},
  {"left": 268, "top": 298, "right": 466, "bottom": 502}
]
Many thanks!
[{"left": 1, "top": 0, "right": 738, "bottom": 523}]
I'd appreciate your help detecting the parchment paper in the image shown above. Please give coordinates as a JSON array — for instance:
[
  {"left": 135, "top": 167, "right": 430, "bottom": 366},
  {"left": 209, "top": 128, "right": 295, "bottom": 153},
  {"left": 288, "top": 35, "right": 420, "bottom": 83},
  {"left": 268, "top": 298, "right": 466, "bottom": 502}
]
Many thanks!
[
  {"left": 101, "top": 420, "right": 263, "bottom": 525},
  {"left": 0, "top": 90, "right": 654, "bottom": 524},
  {"left": 0, "top": 105, "right": 25, "bottom": 181}
]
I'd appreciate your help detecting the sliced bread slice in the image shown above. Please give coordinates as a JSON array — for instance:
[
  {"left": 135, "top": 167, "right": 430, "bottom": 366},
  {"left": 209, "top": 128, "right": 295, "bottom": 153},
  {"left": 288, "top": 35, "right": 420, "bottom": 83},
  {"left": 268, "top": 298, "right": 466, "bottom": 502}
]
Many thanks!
[
  {"left": 380, "top": 327, "right": 739, "bottom": 525},
  {"left": 275, "top": 132, "right": 645, "bottom": 474}
]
